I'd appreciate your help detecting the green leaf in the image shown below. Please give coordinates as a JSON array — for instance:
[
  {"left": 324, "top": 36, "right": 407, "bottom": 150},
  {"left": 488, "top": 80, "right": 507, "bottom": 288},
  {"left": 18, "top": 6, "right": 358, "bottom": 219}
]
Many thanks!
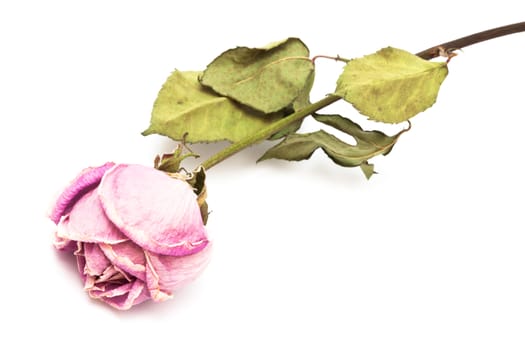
[
  {"left": 335, "top": 47, "right": 448, "bottom": 123},
  {"left": 199, "top": 38, "right": 315, "bottom": 114},
  {"left": 359, "top": 162, "right": 375, "bottom": 180},
  {"left": 268, "top": 69, "right": 316, "bottom": 140},
  {"left": 143, "top": 70, "right": 283, "bottom": 143},
  {"left": 292, "top": 67, "right": 315, "bottom": 111},
  {"left": 313, "top": 113, "right": 402, "bottom": 158},
  {"left": 268, "top": 119, "right": 303, "bottom": 141},
  {"left": 258, "top": 114, "right": 408, "bottom": 178}
]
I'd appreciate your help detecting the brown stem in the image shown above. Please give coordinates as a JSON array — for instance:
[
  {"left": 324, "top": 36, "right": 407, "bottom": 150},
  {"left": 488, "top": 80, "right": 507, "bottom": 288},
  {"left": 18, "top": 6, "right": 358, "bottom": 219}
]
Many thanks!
[{"left": 416, "top": 21, "right": 525, "bottom": 60}]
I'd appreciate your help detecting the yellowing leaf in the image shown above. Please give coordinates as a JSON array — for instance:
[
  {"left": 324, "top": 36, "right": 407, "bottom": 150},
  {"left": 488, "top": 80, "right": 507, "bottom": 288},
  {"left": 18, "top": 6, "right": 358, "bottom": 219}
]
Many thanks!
[
  {"left": 335, "top": 47, "right": 448, "bottom": 123},
  {"left": 199, "top": 38, "right": 314, "bottom": 114},
  {"left": 143, "top": 70, "right": 282, "bottom": 143}
]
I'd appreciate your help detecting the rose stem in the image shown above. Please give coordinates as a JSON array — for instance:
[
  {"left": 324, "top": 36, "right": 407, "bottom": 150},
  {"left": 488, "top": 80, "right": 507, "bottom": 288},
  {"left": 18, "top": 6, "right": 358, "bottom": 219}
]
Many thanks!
[
  {"left": 201, "top": 21, "right": 525, "bottom": 170},
  {"left": 201, "top": 94, "right": 340, "bottom": 170}
]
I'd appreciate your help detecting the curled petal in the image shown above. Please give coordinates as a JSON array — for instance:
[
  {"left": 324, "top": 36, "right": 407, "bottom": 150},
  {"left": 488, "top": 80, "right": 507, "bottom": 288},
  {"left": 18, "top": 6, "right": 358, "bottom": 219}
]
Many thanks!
[
  {"left": 75, "top": 242, "right": 88, "bottom": 285},
  {"left": 83, "top": 243, "right": 111, "bottom": 276},
  {"left": 95, "top": 266, "right": 131, "bottom": 284},
  {"left": 88, "top": 279, "right": 150, "bottom": 310},
  {"left": 50, "top": 162, "right": 115, "bottom": 224},
  {"left": 98, "top": 164, "right": 208, "bottom": 256},
  {"left": 74, "top": 243, "right": 126, "bottom": 289},
  {"left": 77, "top": 243, "right": 149, "bottom": 310},
  {"left": 99, "top": 242, "right": 146, "bottom": 281},
  {"left": 53, "top": 234, "right": 76, "bottom": 252},
  {"left": 145, "top": 243, "right": 212, "bottom": 301},
  {"left": 56, "top": 189, "right": 128, "bottom": 244}
]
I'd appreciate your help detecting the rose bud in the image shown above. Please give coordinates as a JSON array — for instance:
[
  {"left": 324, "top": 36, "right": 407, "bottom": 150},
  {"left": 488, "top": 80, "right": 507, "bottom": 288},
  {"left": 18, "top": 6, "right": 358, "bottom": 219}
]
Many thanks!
[{"left": 49, "top": 162, "right": 211, "bottom": 310}]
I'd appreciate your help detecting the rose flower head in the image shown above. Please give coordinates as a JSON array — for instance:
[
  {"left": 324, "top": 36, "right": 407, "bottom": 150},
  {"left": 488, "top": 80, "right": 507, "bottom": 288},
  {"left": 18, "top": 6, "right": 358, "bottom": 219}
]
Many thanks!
[{"left": 49, "top": 162, "right": 211, "bottom": 310}]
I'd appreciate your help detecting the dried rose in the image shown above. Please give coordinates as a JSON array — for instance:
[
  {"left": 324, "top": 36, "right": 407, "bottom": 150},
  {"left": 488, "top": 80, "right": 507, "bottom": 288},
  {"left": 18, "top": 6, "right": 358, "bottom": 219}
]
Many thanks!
[{"left": 49, "top": 162, "right": 211, "bottom": 310}]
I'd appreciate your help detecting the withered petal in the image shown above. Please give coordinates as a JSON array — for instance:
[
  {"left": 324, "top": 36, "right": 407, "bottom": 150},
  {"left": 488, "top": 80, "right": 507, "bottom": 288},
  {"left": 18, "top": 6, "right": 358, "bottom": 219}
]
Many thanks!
[
  {"left": 98, "top": 164, "right": 208, "bottom": 256},
  {"left": 144, "top": 243, "right": 212, "bottom": 300},
  {"left": 50, "top": 162, "right": 115, "bottom": 224},
  {"left": 88, "top": 279, "right": 150, "bottom": 310},
  {"left": 99, "top": 241, "right": 146, "bottom": 281},
  {"left": 56, "top": 189, "right": 128, "bottom": 244}
]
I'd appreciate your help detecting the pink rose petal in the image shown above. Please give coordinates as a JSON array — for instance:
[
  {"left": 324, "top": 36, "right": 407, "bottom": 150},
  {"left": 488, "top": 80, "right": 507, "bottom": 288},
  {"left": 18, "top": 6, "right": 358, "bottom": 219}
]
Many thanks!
[
  {"left": 75, "top": 243, "right": 130, "bottom": 289},
  {"left": 83, "top": 243, "right": 111, "bottom": 276},
  {"left": 144, "top": 243, "right": 212, "bottom": 301},
  {"left": 75, "top": 242, "right": 89, "bottom": 285},
  {"left": 98, "top": 164, "right": 208, "bottom": 256},
  {"left": 95, "top": 266, "right": 131, "bottom": 284},
  {"left": 88, "top": 280, "right": 150, "bottom": 310},
  {"left": 53, "top": 234, "right": 76, "bottom": 252},
  {"left": 50, "top": 162, "right": 115, "bottom": 224},
  {"left": 56, "top": 188, "right": 128, "bottom": 244},
  {"left": 99, "top": 242, "right": 146, "bottom": 281},
  {"left": 77, "top": 243, "right": 149, "bottom": 310}
]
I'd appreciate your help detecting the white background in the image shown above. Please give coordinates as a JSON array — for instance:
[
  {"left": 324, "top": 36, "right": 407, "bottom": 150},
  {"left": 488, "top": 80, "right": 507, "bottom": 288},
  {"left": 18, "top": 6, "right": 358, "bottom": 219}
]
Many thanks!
[{"left": 1, "top": 1, "right": 524, "bottom": 349}]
